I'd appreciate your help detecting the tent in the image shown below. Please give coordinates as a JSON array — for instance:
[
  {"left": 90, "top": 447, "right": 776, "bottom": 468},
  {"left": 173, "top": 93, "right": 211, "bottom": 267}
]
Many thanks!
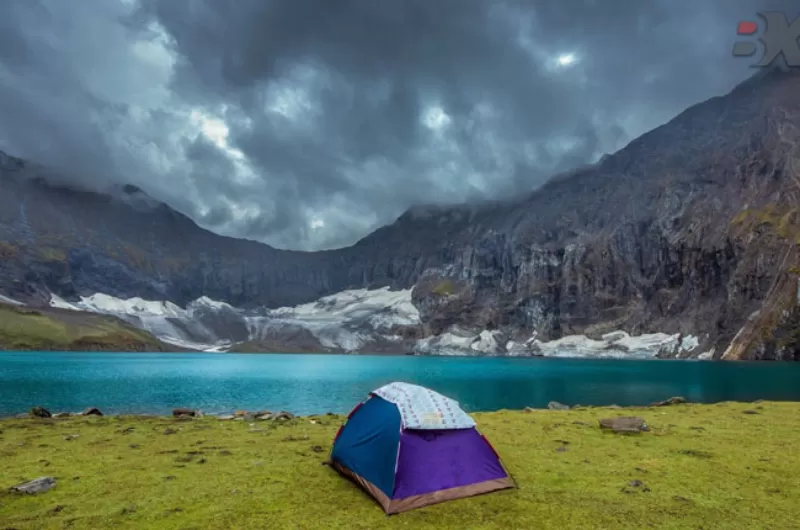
[{"left": 329, "top": 382, "right": 516, "bottom": 514}]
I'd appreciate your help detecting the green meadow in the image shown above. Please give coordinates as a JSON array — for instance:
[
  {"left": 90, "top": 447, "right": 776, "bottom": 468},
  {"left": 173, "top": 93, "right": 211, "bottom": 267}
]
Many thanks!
[{"left": 1, "top": 402, "right": 798, "bottom": 529}]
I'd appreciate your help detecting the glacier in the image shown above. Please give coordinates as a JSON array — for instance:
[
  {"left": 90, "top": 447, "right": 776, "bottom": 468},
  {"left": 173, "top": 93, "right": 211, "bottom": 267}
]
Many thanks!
[{"left": 43, "top": 288, "right": 699, "bottom": 358}]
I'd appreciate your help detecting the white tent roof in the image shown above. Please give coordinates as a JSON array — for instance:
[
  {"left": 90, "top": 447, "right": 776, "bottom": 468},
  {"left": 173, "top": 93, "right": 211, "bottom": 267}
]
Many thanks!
[{"left": 370, "top": 382, "right": 477, "bottom": 430}]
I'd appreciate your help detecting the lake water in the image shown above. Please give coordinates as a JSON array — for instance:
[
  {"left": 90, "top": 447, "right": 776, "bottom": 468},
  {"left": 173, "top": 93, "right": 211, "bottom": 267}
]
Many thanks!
[{"left": 1, "top": 352, "right": 800, "bottom": 417}]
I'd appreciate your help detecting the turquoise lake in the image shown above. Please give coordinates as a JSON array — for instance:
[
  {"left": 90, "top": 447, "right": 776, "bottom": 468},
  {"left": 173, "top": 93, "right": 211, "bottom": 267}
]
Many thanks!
[{"left": 2, "top": 352, "right": 800, "bottom": 417}]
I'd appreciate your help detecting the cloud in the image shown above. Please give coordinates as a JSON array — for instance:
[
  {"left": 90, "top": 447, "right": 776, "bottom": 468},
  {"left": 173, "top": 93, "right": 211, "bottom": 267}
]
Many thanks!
[{"left": 1, "top": 0, "right": 799, "bottom": 250}]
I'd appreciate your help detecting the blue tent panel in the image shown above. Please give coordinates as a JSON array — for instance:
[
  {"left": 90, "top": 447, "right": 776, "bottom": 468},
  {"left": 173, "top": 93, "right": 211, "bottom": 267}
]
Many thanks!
[{"left": 331, "top": 395, "right": 401, "bottom": 498}]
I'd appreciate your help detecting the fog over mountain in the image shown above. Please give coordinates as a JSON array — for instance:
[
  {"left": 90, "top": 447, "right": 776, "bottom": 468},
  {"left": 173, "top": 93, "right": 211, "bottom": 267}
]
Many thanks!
[{"left": 1, "top": 0, "right": 798, "bottom": 250}]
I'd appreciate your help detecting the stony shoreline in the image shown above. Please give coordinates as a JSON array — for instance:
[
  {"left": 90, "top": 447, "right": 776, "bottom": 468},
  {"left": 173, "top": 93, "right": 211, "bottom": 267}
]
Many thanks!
[{"left": 3, "top": 396, "right": 707, "bottom": 422}]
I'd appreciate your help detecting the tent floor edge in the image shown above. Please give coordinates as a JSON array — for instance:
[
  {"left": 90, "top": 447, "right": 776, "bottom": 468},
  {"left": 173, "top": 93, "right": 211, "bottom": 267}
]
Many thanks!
[
  {"left": 385, "top": 476, "right": 516, "bottom": 514},
  {"left": 330, "top": 460, "right": 393, "bottom": 514}
]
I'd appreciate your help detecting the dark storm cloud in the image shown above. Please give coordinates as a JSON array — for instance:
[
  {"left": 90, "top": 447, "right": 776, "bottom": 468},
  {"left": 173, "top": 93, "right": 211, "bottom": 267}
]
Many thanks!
[{"left": 1, "top": 0, "right": 800, "bottom": 250}]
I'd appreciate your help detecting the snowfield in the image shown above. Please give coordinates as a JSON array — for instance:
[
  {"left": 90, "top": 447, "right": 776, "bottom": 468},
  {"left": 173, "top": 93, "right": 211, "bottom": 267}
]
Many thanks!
[{"left": 45, "top": 288, "right": 699, "bottom": 358}]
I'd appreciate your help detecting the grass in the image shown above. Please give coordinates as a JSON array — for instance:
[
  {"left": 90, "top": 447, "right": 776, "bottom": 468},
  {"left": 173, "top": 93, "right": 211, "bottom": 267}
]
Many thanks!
[
  {"left": 0, "top": 303, "right": 172, "bottom": 351},
  {"left": 730, "top": 204, "right": 800, "bottom": 243},
  {"left": 0, "top": 241, "right": 17, "bottom": 259},
  {"left": 1, "top": 402, "right": 799, "bottom": 529},
  {"left": 35, "top": 247, "right": 68, "bottom": 263},
  {"left": 431, "top": 279, "right": 456, "bottom": 296}
]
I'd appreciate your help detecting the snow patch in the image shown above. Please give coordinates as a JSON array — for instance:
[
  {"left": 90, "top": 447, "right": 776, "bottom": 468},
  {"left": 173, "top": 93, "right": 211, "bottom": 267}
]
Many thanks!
[
  {"left": 470, "top": 330, "right": 504, "bottom": 354},
  {"left": 47, "top": 292, "right": 228, "bottom": 351},
  {"left": 414, "top": 331, "right": 477, "bottom": 356},
  {"left": 188, "top": 296, "right": 236, "bottom": 312},
  {"left": 259, "top": 287, "right": 420, "bottom": 352},
  {"left": 79, "top": 293, "right": 185, "bottom": 318},
  {"left": 270, "top": 287, "right": 419, "bottom": 330},
  {"left": 45, "top": 289, "right": 702, "bottom": 359},
  {"left": 698, "top": 349, "right": 715, "bottom": 360},
  {"left": 523, "top": 331, "right": 700, "bottom": 359},
  {"left": 49, "top": 294, "right": 81, "bottom": 310},
  {"left": 47, "top": 287, "right": 420, "bottom": 354},
  {"left": 0, "top": 293, "right": 23, "bottom": 306}
]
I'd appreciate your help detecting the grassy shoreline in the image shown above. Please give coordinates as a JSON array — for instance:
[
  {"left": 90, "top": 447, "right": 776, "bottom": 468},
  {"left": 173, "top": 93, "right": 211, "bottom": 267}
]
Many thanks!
[{"left": 1, "top": 402, "right": 799, "bottom": 529}]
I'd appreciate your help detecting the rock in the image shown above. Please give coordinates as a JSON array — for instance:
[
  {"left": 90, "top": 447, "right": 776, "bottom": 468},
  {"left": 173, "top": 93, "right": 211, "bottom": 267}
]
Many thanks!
[
  {"left": 677, "top": 449, "right": 713, "bottom": 459},
  {"left": 30, "top": 407, "right": 52, "bottom": 418},
  {"left": 172, "top": 408, "right": 197, "bottom": 417},
  {"left": 233, "top": 410, "right": 248, "bottom": 417},
  {"left": 52, "top": 412, "right": 71, "bottom": 419},
  {"left": 242, "top": 413, "right": 256, "bottom": 422},
  {"left": 81, "top": 407, "right": 103, "bottom": 417},
  {"left": 608, "top": 404, "right": 622, "bottom": 409},
  {"left": 622, "top": 479, "right": 651, "bottom": 493},
  {"left": 651, "top": 396, "right": 687, "bottom": 406},
  {"left": 63, "top": 434, "right": 79, "bottom": 441},
  {"left": 269, "top": 411, "right": 294, "bottom": 421},
  {"left": 599, "top": 417, "right": 648, "bottom": 434},
  {"left": 254, "top": 410, "right": 272, "bottom": 417},
  {"left": 10, "top": 476, "right": 56, "bottom": 494},
  {"left": 217, "top": 414, "right": 235, "bottom": 420},
  {"left": 742, "top": 409, "right": 760, "bottom": 415},
  {"left": 15, "top": 413, "right": 31, "bottom": 419},
  {"left": 523, "top": 407, "right": 535, "bottom": 413},
  {"left": 547, "top": 401, "right": 570, "bottom": 410}
]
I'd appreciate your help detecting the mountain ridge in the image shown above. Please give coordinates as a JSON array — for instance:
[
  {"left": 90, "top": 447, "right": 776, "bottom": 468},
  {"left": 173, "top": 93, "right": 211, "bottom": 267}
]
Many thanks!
[{"left": 2, "top": 68, "right": 800, "bottom": 359}]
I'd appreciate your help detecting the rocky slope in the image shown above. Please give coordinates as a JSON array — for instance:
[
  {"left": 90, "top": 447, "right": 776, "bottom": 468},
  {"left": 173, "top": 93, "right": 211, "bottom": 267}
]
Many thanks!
[
  {"left": 1, "top": 68, "right": 800, "bottom": 359},
  {"left": 0, "top": 301, "right": 177, "bottom": 352}
]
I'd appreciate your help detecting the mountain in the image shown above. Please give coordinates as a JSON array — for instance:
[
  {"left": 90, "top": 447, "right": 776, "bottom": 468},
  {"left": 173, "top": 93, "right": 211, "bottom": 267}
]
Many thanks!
[{"left": 1, "top": 68, "right": 800, "bottom": 360}]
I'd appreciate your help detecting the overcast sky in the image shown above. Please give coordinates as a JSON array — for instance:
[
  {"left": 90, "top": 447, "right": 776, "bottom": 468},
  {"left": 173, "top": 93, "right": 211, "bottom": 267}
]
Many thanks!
[{"left": 1, "top": 0, "right": 798, "bottom": 250}]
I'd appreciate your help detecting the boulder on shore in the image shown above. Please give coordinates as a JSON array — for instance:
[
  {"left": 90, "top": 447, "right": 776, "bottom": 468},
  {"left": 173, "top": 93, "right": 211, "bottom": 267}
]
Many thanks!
[
  {"left": 10, "top": 476, "right": 56, "bottom": 494},
  {"left": 548, "top": 401, "right": 570, "bottom": 410},
  {"left": 172, "top": 408, "right": 198, "bottom": 418},
  {"left": 80, "top": 407, "right": 103, "bottom": 417},
  {"left": 599, "top": 417, "right": 648, "bottom": 434},
  {"left": 651, "top": 396, "right": 687, "bottom": 407},
  {"left": 30, "top": 407, "right": 51, "bottom": 418}
]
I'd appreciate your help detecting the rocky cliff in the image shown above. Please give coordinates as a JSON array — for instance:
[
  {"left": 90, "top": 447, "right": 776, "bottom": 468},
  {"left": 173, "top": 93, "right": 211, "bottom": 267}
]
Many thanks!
[{"left": 1, "top": 68, "right": 800, "bottom": 359}]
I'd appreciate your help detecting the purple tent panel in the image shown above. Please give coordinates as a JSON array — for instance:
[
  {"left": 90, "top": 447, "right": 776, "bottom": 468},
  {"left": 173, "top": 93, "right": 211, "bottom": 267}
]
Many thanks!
[{"left": 393, "top": 427, "right": 508, "bottom": 499}]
